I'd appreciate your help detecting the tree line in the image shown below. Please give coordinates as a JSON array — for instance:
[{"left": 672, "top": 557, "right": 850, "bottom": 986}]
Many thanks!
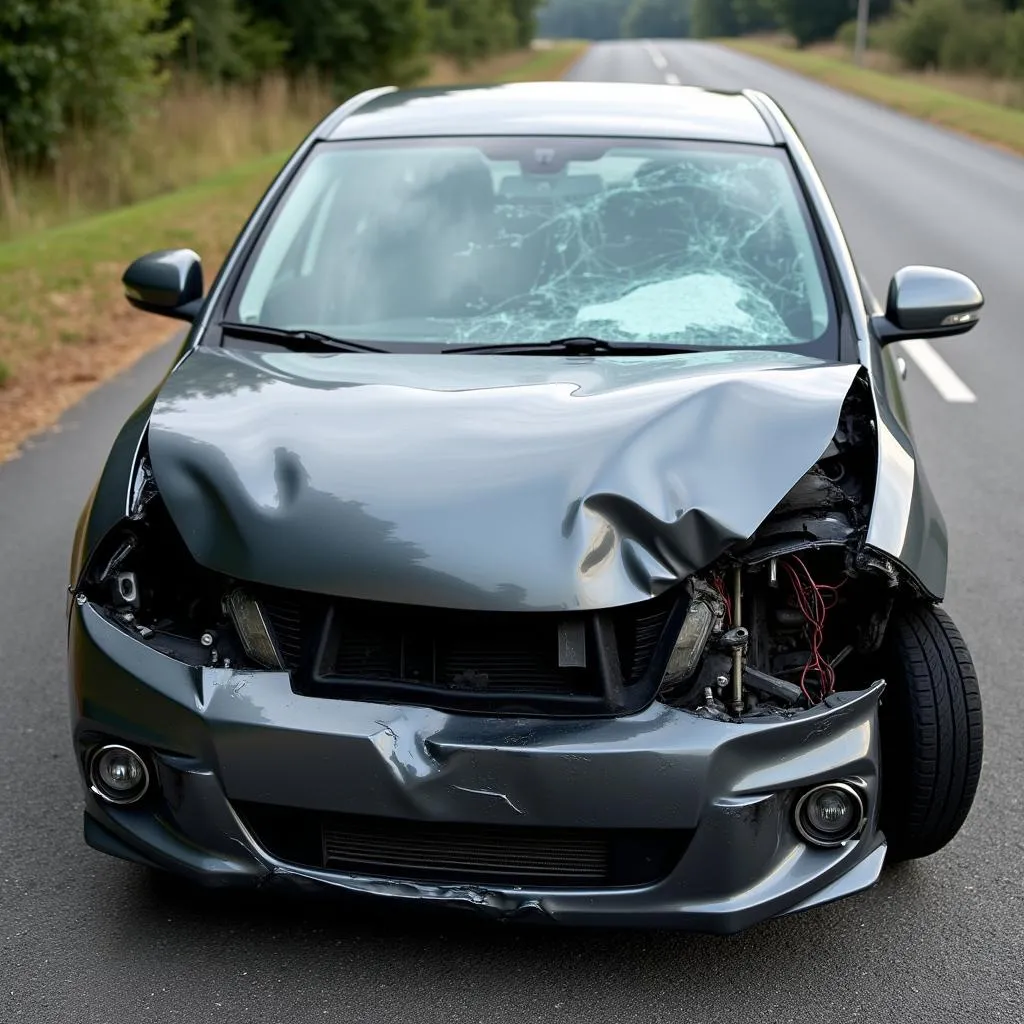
[
  {"left": 537, "top": 0, "right": 889, "bottom": 45},
  {"left": 0, "top": 0, "right": 543, "bottom": 166},
  {"left": 538, "top": 0, "right": 1024, "bottom": 75}
]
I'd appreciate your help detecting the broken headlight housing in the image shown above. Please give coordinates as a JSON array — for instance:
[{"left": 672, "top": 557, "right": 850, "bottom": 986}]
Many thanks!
[{"left": 75, "top": 457, "right": 284, "bottom": 671}]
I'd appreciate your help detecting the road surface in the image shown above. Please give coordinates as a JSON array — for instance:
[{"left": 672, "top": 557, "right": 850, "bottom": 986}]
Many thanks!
[{"left": 3, "top": 40, "right": 1022, "bottom": 1023}]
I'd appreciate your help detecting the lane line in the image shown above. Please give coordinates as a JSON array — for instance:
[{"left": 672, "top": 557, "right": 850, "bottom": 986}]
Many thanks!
[
  {"left": 643, "top": 41, "right": 668, "bottom": 70},
  {"left": 665, "top": 72, "right": 681, "bottom": 85},
  {"left": 899, "top": 340, "right": 977, "bottom": 403}
]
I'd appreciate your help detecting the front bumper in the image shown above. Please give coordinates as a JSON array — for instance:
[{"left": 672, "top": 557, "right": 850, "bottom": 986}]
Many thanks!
[{"left": 70, "top": 603, "right": 887, "bottom": 933}]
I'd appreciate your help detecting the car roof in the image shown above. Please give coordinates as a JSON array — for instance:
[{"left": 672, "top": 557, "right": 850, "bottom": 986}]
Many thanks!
[{"left": 324, "top": 81, "right": 776, "bottom": 146}]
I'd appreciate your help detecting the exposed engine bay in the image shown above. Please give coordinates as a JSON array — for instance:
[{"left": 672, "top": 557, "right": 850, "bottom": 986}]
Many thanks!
[{"left": 659, "top": 378, "right": 897, "bottom": 718}]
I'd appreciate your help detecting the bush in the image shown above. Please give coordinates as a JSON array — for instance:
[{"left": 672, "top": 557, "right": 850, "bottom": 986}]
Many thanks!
[
  {"left": 429, "top": 0, "right": 518, "bottom": 68},
  {"left": 939, "top": 11, "right": 1006, "bottom": 74},
  {"left": 886, "top": 0, "right": 959, "bottom": 70},
  {"left": 835, "top": 17, "right": 883, "bottom": 50},
  {"left": 773, "top": 0, "right": 851, "bottom": 48},
  {"left": 885, "top": 0, "right": 1024, "bottom": 77},
  {"left": 1001, "top": 9, "right": 1024, "bottom": 78}
]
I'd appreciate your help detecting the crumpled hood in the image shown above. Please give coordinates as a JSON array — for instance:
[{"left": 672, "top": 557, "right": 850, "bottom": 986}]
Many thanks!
[{"left": 147, "top": 347, "right": 860, "bottom": 612}]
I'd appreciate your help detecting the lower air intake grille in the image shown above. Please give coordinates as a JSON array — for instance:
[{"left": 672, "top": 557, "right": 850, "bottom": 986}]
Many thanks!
[
  {"left": 235, "top": 802, "right": 689, "bottom": 888},
  {"left": 323, "top": 819, "right": 608, "bottom": 883}
]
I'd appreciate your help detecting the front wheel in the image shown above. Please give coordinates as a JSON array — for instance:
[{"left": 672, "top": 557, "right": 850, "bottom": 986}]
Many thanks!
[{"left": 879, "top": 602, "right": 983, "bottom": 861}]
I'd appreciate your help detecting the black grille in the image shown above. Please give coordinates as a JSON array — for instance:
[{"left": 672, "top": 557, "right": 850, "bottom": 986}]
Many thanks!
[
  {"left": 318, "top": 602, "right": 594, "bottom": 696},
  {"left": 235, "top": 802, "right": 690, "bottom": 888},
  {"left": 257, "top": 589, "right": 681, "bottom": 717},
  {"left": 323, "top": 819, "right": 608, "bottom": 883}
]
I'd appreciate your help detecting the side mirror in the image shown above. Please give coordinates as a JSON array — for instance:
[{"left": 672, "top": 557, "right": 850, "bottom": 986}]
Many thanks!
[
  {"left": 872, "top": 266, "right": 983, "bottom": 345},
  {"left": 123, "top": 249, "right": 204, "bottom": 322}
]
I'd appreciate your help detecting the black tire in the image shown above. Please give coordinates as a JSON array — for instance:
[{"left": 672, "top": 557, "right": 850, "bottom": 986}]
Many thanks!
[{"left": 879, "top": 602, "right": 983, "bottom": 861}]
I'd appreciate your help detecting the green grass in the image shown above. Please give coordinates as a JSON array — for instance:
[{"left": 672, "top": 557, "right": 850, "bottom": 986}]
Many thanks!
[{"left": 725, "top": 39, "right": 1024, "bottom": 157}]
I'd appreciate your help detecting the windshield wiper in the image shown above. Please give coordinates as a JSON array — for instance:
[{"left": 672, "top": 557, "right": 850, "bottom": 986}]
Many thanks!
[
  {"left": 443, "top": 337, "right": 703, "bottom": 356},
  {"left": 218, "top": 321, "right": 388, "bottom": 353}
]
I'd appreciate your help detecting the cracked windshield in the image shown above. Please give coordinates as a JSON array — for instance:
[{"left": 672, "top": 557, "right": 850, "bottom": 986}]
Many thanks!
[{"left": 237, "top": 138, "right": 833, "bottom": 350}]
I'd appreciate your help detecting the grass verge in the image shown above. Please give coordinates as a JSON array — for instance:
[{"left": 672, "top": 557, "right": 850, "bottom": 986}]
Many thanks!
[
  {"left": 0, "top": 41, "right": 588, "bottom": 462},
  {"left": 726, "top": 39, "right": 1024, "bottom": 158}
]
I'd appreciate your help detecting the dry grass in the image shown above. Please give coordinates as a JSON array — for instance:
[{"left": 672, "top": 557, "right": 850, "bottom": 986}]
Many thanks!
[
  {"left": 726, "top": 38, "right": 1024, "bottom": 157},
  {"left": 0, "top": 41, "right": 589, "bottom": 462},
  {"left": 0, "top": 74, "right": 335, "bottom": 242}
]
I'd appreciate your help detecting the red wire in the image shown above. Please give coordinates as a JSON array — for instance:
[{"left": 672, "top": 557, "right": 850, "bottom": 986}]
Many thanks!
[{"left": 783, "top": 557, "right": 841, "bottom": 701}]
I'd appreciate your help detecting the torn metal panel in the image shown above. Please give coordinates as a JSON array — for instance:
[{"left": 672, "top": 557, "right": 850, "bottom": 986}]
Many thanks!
[{"left": 146, "top": 346, "right": 860, "bottom": 612}]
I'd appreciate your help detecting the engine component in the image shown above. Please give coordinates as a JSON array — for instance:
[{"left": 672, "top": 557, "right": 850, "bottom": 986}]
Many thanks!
[
  {"left": 698, "top": 685, "right": 727, "bottom": 720},
  {"left": 729, "top": 567, "right": 744, "bottom": 716},
  {"left": 743, "top": 666, "right": 803, "bottom": 707}
]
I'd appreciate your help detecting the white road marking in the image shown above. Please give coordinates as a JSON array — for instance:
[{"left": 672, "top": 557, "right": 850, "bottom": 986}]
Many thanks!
[
  {"left": 665, "top": 72, "right": 681, "bottom": 85},
  {"left": 899, "top": 340, "right": 977, "bottom": 403},
  {"left": 643, "top": 42, "right": 668, "bottom": 70}
]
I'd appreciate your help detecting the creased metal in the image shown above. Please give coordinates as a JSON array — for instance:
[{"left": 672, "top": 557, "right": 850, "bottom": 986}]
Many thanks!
[{"left": 146, "top": 347, "right": 860, "bottom": 612}]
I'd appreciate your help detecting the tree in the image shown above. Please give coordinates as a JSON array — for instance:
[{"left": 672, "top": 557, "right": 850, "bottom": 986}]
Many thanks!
[
  {"left": 731, "top": 0, "right": 778, "bottom": 32},
  {"left": 167, "top": 0, "right": 287, "bottom": 81},
  {"left": 771, "top": 0, "right": 854, "bottom": 47},
  {"left": 0, "top": 0, "right": 176, "bottom": 164},
  {"left": 247, "top": 0, "right": 429, "bottom": 88},
  {"left": 690, "top": 0, "right": 739, "bottom": 36},
  {"left": 622, "top": 0, "right": 692, "bottom": 37},
  {"left": 428, "top": 0, "right": 518, "bottom": 67},
  {"left": 509, "top": 0, "right": 544, "bottom": 46}
]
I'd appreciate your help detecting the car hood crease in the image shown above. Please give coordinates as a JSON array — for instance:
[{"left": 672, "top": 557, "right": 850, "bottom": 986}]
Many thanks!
[{"left": 145, "top": 347, "right": 860, "bottom": 612}]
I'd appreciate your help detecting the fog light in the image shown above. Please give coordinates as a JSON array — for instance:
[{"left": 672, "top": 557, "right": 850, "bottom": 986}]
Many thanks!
[
  {"left": 795, "top": 782, "right": 865, "bottom": 847},
  {"left": 89, "top": 744, "right": 150, "bottom": 805}
]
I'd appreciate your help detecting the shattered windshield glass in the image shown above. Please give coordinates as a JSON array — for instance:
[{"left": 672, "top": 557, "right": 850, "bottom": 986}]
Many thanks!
[{"left": 233, "top": 137, "right": 835, "bottom": 353}]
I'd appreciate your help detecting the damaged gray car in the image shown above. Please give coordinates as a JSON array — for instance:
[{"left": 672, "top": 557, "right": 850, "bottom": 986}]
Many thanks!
[{"left": 68, "top": 82, "right": 984, "bottom": 933}]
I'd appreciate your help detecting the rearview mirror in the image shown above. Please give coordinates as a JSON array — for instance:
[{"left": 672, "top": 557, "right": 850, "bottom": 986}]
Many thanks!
[
  {"left": 872, "top": 266, "right": 983, "bottom": 345},
  {"left": 123, "top": 249, "right": 204, "bottom": 322}
]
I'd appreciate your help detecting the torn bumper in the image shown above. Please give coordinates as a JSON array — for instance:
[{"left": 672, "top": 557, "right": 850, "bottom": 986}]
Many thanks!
[{"left": 71, "top": 603, "right": 886, "bottom": 933}]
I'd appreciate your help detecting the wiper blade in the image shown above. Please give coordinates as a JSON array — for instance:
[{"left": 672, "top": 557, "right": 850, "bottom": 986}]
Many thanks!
[
  {"left": 443, "top": 336, "right": 702, "bottom": 356},
  {"left": 218, "top": 321, "right": 388, "bottom": 353}
]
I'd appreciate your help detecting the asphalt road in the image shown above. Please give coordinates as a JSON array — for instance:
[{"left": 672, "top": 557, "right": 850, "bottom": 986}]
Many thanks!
[{"left": 3, "top": 40, "right": 1023, "bottom": 1024}]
